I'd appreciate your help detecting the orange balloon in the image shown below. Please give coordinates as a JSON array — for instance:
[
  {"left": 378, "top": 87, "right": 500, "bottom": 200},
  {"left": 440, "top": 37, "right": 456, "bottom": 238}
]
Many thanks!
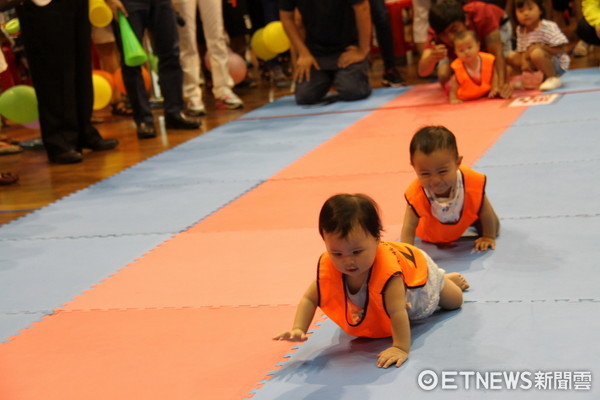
[
  {"left": 92, "top": 69, "right": 115, "bottom": 89},
  {"left": 113, "top": 67, "right": 152, "bottom": 95}
]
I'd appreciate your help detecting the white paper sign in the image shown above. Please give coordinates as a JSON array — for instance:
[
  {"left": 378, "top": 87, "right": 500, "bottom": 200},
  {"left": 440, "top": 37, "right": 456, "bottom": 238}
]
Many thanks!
[{"left": 509, "top": 94, "right": 560, "bottom": 107}]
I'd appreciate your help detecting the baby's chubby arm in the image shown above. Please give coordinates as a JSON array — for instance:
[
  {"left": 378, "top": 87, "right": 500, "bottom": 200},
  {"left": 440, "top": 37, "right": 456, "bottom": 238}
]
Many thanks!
[
  {"left": 273, "top": 281, "right": 319, "bottom": 342},
  {"left": 400, "top": 205, "right": 419, "bottom": 245},
  {"left": 474, "top": 194, "right": 500, "bottom": 251},
  {"left": 378, "top": 276, "right": 411, "bottom": 368}
]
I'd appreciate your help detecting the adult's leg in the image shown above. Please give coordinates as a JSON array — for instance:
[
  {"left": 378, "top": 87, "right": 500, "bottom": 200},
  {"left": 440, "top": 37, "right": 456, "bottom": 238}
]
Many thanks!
[
  {"left": 369, "top": 0, "right": 395, "bottom": 70},
  {"left": 148, "top": 0, "right": 185, "bottom": 118},
  {"left": 74, "top": 0, "right": 106, "bottom": 148},
  {"left": 294, "top": 69, "right": 334, "bottom": 105},
  {"left": 413, "top": 0, "right": 431, "bottom": 55},
  {"left": 332, "top": 58, "right": 372, "bottom": 101},
  {"left": 576, "top": 18, "right": 600, "bottom": 46},
  {"left": 18, "top": 0, "right": 83, "bottom": 157},
  {"left": 172, "top": 0, "right": 203, "bottom": 100},
  {"left": 113, "top": 5, "right": 154, "bottom": 124},
  {"left": 198, "top": 0, "right": 235, "bottom": 98}
]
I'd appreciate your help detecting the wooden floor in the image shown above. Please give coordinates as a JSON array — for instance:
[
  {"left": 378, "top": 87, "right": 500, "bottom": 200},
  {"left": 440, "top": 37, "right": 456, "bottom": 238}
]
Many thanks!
[{"left": 0, "top": 48, "right": 598, "bottom": 226}]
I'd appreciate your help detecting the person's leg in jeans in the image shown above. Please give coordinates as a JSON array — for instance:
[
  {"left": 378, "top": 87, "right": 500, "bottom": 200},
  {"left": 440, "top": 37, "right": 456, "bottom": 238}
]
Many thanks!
[
  {"left": 369, "top": 0, "right": 406, "bottom": 86},
  {"left": 294, "top": 67, "right": 334, "bottom": 105},
  {"left": 333, "top": 58, "right": 372, "bottom": 101}
]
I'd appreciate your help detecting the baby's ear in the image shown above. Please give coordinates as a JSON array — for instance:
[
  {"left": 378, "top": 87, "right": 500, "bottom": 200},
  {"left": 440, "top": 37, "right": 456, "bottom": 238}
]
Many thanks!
[{"left": 456, "top": 155, "right": 463, "bottom": 166}]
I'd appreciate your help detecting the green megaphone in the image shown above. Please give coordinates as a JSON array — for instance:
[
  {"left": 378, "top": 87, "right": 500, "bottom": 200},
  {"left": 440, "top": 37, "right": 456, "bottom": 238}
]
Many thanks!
[{"left": 118, "top": 11, "right": 147, "bottom": 67}]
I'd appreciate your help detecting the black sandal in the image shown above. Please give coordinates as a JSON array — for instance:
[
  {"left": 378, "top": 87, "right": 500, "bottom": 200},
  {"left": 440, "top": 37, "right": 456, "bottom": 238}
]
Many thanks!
[{"left": 111, "top": 100, "right": 133, "bottom": 116}]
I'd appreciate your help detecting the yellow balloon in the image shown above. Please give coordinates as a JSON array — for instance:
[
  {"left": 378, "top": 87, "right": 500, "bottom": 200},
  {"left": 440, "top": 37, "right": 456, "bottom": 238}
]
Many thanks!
[
  {"left": 92, "top": 74, "right": 112, "bottom": 110},
  {"left": 251, "top": 28, "right": 278, "bottom": 61},
  {"left": 263, "top": 21, "right": 290, "bottom": 54}
]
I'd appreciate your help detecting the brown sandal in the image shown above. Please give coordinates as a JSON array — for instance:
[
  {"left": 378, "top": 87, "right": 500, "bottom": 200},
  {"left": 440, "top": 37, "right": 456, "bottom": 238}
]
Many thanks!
[
  {"left": 111, "top": 100, "right": 133, "bottom": 116},
  {"left": 0, "top": 140, "right": 23, "bottom": 155},
  {"left": 0, "top": 172, "right": 19, "bottom": 185}
]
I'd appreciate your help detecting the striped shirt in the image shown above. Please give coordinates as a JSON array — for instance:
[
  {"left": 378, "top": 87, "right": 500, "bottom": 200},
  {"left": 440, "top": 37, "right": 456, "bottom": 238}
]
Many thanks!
[{"left": 516, "top": 19, "right": 570, "bottom": 71}]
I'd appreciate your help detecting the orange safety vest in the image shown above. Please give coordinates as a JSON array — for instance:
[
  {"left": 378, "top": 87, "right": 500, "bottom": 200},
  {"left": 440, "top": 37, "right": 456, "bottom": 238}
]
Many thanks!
[
  {"left": 404, "top": 165, "right": 486, "bottom": 244},
  {"left": 317, "top": 241, "right": 429, "bottom": 338},
  {"left": 450, "top": 52, "right": 495, "bottom": 100}
]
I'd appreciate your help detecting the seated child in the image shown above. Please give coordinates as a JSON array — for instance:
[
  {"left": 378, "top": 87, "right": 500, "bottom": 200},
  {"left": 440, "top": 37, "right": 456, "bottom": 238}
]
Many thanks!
[
  {"left": 506, "top": 0, "right": 570, "bottom": 91},
  {"left": 274, "top": 193, "right": 469, "bottom": 368},
  {"left": 401, "top": 126, "right": 500, "bottom": 251},
  {"left": 449, "top": 30, "right": 498, "bottom": 104}
]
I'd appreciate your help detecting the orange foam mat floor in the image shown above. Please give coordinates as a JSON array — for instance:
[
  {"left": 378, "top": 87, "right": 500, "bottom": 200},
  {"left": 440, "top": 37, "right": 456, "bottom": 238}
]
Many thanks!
[
  {"left": 0, "top": 85, "right": 527, "bottom": 399},
  {"left": 0, "top": 306, "right": 320, "bottom": 400}
]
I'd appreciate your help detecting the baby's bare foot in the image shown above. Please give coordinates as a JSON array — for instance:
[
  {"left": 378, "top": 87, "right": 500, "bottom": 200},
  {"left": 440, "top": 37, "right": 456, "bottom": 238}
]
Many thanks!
[{"left": 446, "top": 272, "right": 470, "bottom": 291}]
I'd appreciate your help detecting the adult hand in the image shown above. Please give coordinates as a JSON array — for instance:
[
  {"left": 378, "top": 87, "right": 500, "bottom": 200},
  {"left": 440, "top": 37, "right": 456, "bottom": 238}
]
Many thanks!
[
  {"left": 430, "top": 44, "right": 448, "bottom": 63},
  {"left": 294, "top": 52, "right": 319, "bottom": 83},
  {"left": 105, "top": 0, "right": 127, "bottom": 18},
  {"left": 338, "top": 45, "right": 365, "bottom": 68}
]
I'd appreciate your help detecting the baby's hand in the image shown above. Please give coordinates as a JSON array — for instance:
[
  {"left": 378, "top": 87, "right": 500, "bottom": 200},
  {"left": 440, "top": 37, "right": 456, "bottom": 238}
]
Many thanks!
[
  {"left": 273, "top": 328, "right": 308, "bottom": 342},
  {"left": 474, "top": 236, "right": 495, "bottom": 251},
  {"left": 450, "top": 98, "right": 463, "bottom": 105},
  {"left": 377, "top": 346, "right": 408, "bottom": 368}
]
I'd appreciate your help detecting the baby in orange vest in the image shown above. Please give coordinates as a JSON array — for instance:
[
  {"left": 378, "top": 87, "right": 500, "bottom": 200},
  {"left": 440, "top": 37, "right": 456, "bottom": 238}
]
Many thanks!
[
  {"left": 401, "top": 125, "right": 500, "bottom": 251},
  {"left": 449, "top": 30, "right": 501, "bottom": 104},
  {"left": 274, "top": 193, "right": 469, "bottom": 368}
]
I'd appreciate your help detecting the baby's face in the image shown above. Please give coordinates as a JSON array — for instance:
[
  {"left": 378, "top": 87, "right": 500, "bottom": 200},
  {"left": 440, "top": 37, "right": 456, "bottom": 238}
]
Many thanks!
[
  {"left": 454, "top": 36, "right": 480, "bottom": 63},
  {"left": 323, "top": 227, "right": 379, "bottom": 281},
  {"left": 412, "top": 149, "right": 462, "bottom": 198}
]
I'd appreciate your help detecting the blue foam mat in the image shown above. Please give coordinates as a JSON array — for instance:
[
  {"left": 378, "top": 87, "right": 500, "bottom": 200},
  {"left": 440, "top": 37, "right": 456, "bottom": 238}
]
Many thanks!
[
  {"left": 0, "top": 233, "right": 172, "bottom": 315},
  {"left": 253, "top": 302, "right": 600, "bottom": 399},
  {"left": 102, "top": 114, "right": 366, "bottom": 187},
  {"left": 238, "top": 87, "right": 410, "bottom": 119},
  {"left": 479, "top": 160, "right": 599, "bottom": 219},
  {"left": 0, "top": 180, "right": 261, "bottom": 240},
  {"left": 417, "top": 216, "right": 599, "bottom": 301},
  {"left": 0, "top": 312, "right": 50, "bottom": 343},
  {"left": 549, "top": 68, "right": 600, "bottom": 93}
]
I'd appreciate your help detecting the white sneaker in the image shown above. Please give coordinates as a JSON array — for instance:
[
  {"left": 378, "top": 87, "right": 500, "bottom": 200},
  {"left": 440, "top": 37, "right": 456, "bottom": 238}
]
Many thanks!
[
  {"left": 539, "top": 77, "right": 561, "bottom": 91},
  {"left": 215, "top": 89, "right": 243, "bottom": 110},
  {"left": 185, "top": 96, "right": 206, "bottom": 116},
  {"left": 573, "top": 40, "right": 589, "bottom": 57}
]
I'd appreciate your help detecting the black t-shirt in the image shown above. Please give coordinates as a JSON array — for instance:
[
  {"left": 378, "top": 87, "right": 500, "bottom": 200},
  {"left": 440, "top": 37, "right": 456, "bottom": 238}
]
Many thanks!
[{"left": 279, "top": 0, "right": 364, "bottom": 56}]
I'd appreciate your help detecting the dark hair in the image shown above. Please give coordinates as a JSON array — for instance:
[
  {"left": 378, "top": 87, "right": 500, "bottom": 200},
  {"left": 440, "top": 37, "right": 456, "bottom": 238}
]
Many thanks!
[
  {"left": 429, "top": 0, "right": 465, "bottom": 34},
  {"left": 409, "top": 126, "right": 459, "bottom": 163},
  {"left": 318, "top": 194, "right": 383, "bottom": 240},
  {"left": 453, "top": 29, "right": 478, "bottom": 45},
  {"left": 513, "top": 0, "right": 546, "bottom": 22}
]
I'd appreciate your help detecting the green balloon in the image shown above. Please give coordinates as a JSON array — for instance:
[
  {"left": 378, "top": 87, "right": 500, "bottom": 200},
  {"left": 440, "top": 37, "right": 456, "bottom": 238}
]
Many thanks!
[{"left": 0, "top": 85, "right": 39, "bottom": 124}]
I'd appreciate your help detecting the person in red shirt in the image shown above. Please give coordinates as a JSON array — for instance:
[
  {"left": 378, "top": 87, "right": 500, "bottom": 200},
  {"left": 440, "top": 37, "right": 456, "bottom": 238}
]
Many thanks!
[{"left": 418, "top": 0, "right": 512, "bottom": 99}]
